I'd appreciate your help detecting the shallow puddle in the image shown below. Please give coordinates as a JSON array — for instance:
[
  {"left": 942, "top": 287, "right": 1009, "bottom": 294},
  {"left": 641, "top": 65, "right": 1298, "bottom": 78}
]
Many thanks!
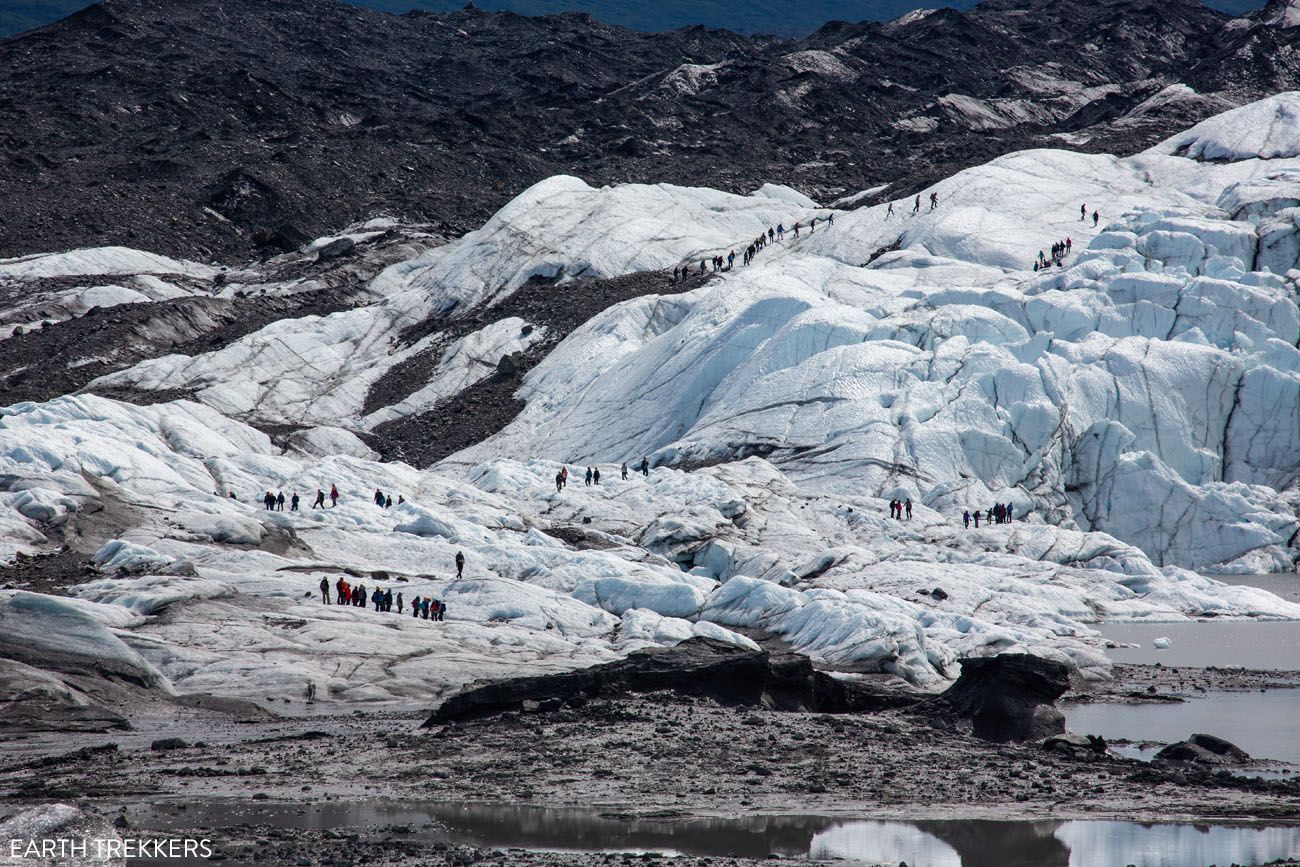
[
  {"left": 1066, "top": 687, "right": 1300, "bottom": 774},
  {"left": 128, "top": 800, "right": 1300, "bottom": 866}
]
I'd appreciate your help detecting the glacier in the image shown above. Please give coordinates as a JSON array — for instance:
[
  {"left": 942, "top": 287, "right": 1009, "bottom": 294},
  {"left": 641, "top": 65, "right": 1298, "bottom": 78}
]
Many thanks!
[{"left": 1, "top": 94, "right": 1300, "bottom": 706}]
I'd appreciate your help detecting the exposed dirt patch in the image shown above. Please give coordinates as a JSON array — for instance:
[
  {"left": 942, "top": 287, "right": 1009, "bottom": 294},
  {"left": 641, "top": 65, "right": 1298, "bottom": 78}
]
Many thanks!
[
  {"left": 0, "top": 547, "right": 92, "bottom": 595},
  {"left": 366, "top": 268, "right": 714, "bottom": 466}
]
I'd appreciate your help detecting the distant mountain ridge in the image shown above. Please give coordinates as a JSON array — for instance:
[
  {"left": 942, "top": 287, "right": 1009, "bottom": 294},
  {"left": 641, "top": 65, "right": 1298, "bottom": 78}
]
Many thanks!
[
  {"left": 0, "top": 0, "right": 1295, "bottom": 260},
  {"left": 0, "top": 0, "right": 1267, "bottom": 39}
]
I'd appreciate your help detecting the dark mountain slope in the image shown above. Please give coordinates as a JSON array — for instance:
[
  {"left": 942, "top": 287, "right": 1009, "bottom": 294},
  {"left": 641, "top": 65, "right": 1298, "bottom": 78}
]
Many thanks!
[
  {"left": 0, "top": 0, "right": 1292, "bottom": 261},
  {"left": 0, "top": 0, "right": 1271, "bottom": 40}
]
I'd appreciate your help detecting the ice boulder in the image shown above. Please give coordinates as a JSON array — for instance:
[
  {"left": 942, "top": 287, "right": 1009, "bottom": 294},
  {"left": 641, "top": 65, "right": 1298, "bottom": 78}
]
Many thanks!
[{"left": 0, "top": 591, "right": 168, "bottom": 688}]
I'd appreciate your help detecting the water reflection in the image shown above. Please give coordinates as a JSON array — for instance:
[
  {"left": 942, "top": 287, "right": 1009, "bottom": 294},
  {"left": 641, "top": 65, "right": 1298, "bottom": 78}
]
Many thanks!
[{"left": 133, "top": 800, "right": 1300, "bottom": 866}]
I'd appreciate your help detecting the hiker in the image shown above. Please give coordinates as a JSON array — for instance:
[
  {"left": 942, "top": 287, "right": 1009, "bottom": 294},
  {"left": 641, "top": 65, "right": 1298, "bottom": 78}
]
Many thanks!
[
  {"left": 555, "top": 471, "right": 563, "bottom": 493},
  {"left": 352, "top": 583, "right": 364, "bottom": 607},
  {"left": 593, "top": 467, "right": 601, "bottom": 484},
  {"left": 793, "top": 221, "right": 800, "bottom": 238},
  {"left": 809, "top": 217, "right": 815, "bottom": 234},
  {"left": 374, "top": 488, "right": 384, "bottom": 506},
  {"left": 336, "top": 577, "right": 349, "bottom": 605},
  {"left": 985, "top": 508, "right": 993, "bottom": 525},
  {"left": 330, "top": 484, "right": 339, "bottom": 507},
  {"left": 1080, "top": 203, "right": 1087, "bottom": 221},
  {"left": 913, "top": 194, "right": 921, "bottom": 214},
  {"left": 777, "top": 223, "right": 785, "bottom": 239},
  {"left": 398, "top": 495, "right": 404, "bottom": 505},
  {"left": 700, "top": 258, "right": 707, "bottom": 275},
  {"left": 263, "top": 491, "right": 275, "bottom": 510},
  {"left": 888, "top": 499, "right": 896, "bottom": 519},
  {"left": 905, "top": 498, "right": 913, "bottom": 519},
  {"left": 727, "top": 250, "right": 735, "bottom": 269},
  {"left": 291, "top": 492, "right": 300, "bottom": 511},
  {"left": 372, "top": 587, "right": 384, "bottom": 612},
  {"left": 828, "top": 212, "right": 834, "bottom": 225},
  {"left": 420, "top": 597, "right": 430, "bottom": 620},
  {"left": 412, "top": 599, "right": 420, "bottom": 619},
  {"left": 621, "top": 462, "right": 628, "bottom": 480},
  {"left": 887, "top": 201, "right": 895, "bottom": 217},
  {"left": 313, "top": 489, "right": 325, "bottom": 509},
  {"left": 385, "top": 495, "right": 392, "bottom": 508},
  {"left": 768, "top": 227, "right": 775, "bottom": 242},
  {"left": 963, "top": 510, "right": 970, "bottom": 529},
  {"left": 585, "top": 467, "right": 593, "bottom": 486},
  {"left": 436, "top": 600, "right": 446, "bottom": 622},
  {"left": 640, "top": 457, "right": 649, "bottom": 477},
  {"left": 276, "top": 492, "right": 285, "bottom": 511},
  {"left": 1033, "top": 262, "right": 1039, "bottom": 272},
  {"left": 930, "top": 192, "right": 938, "bottom": 210},
  {"left": 320, "top": 577, "right": 330, "bottom": 604},
  {"left": 1066, "top": 237, "right": 1072, "bottom": 252},
  {"left": 1006, "top": 502, "right": 1014, "bottom": 522},
  {"left": 397, "top": 591, "right": 404, "bottom": 614},
  {"left": 1092, "top": 209, "right": 1099, "bottom": 226},
  {"left": 455, "top": 551, "right": 465, "bottom": 579},
  {"left": 973, "top": 510, "right": 980, "bottom": 528},
  {"left": 383, "top": 588, "right": 393, "bottom": 612},
  {"left": 561, "top": 466, "right": 569, "bottom": 488}
]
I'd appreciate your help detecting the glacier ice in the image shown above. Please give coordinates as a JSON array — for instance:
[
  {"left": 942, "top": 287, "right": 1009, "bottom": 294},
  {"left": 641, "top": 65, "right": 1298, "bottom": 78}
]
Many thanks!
[{"left": 2, "top": 96, "right": 1300, "bottom": 704}]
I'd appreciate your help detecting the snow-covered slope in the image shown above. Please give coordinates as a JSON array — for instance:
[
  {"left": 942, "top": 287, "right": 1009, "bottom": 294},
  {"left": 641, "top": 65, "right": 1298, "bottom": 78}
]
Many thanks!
[{"left": 2, "top": 96, "right": 1300, "bottom": 710}]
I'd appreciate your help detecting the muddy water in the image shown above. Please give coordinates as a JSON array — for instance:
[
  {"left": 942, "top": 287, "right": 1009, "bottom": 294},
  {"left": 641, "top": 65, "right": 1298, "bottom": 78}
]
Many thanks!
[
  {"left": 128, "top": 800, "right": 1300, "bottom": 866},
  {"left": 1096, "top": 620, "right": 1300, "bottom": 670},
  {"left": 1073, "top": 574, "right": 1300, "bottom": 775},
  {"left": 1067, "top": 688, "right": 1300, "bottom": 771}
]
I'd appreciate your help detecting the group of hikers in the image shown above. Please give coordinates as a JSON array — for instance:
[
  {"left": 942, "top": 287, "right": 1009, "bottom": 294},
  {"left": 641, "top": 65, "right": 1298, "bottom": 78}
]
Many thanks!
[
  {"left": 556, "top": 458, "right": 648, "bottom": 492},
  {"left": 321, "top": 576, "right": 447, "bottom": 620},
  {"left": 263, "top": 491, "right": 296, "bottom": 511},
  {"left": 373, "top": 488, "right": 403, "bottom": 508},
  {"left": 670, "top": 214, "right": 836, "bottom": 284},
  {"left": 256, "top": 484, "right": 414, "bottom": 512},
  {"left": 963, "top": 502, "right": 1015, "bottom": 528},
  {"left": 317, "top": 552, "right": 464, "bottom": 621},
  {"left": 1034, "top": 236, "right": 1073, "bottom": 271},
  {"left": 1029, "top": 203, "right": 1102, "bottom": 271},
  {"left": 890, "top": 496, "right": 1022, "bottom": 528}
]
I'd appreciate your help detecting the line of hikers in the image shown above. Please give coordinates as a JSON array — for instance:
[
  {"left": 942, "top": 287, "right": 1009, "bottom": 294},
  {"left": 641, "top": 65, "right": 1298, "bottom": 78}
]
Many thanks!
[
  {"left": 257, "top": 485, "right": 414, "bottom": 511},
  {"left": 320, "top": 576, "right": 447, "bottom": 621},
  {"left": 1034, "top": 236, "right": 1073, "bottom": 271},
  {"left": 670, "top": 214, "right": 836, "bottom": 284},
  {"left": 883, "top": 190, "right": 939, "bottom": 218},
  {"left": 556, "top": 458, "right": 648, "bottom": 492},
  {"left": 963, "top": 502, "right": 1015, "bottom": 528}
]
